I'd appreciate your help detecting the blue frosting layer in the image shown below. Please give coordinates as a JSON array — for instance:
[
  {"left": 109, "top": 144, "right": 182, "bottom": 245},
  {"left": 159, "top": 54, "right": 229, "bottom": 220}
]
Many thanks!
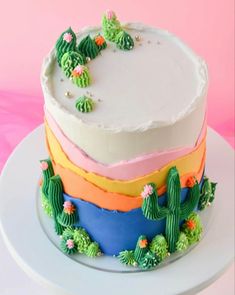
[{"left": 63, "top": 177, "right": 203, "bottom": 256}]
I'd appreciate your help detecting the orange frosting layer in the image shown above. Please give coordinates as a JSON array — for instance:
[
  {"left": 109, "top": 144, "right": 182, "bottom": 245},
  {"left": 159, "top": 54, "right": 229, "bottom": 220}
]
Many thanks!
[{"left": 52, "top": 152, "right": 206, "bottom": 212}]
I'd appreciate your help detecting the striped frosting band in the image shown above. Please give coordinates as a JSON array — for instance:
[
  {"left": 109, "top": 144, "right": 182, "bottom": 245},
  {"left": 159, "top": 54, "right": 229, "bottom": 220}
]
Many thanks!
[
  {"left": 46, "top": 121, "right": 206, "bottom": 197},
  {"left": 45, "top": 109, "right": 207, "bottom": 181}
]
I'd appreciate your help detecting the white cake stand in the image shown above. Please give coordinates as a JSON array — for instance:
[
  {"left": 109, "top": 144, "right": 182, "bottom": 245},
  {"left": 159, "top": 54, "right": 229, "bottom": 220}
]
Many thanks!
[{"left": 0, "top": 126, "right": 234, "bottom": 295}]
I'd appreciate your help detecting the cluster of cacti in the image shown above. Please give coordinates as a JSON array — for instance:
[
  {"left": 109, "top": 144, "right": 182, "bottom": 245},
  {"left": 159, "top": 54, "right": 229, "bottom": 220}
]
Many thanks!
[
  {"left": 199, "top": 176, "right": 217, "bottom": 210},
  {"left": 60, "top": 226, "right": 102, "bottom": 257},
  {"left": 101, "top": 10, "right": 134, "bottom": 50},
  {"left": 141, "top": 167, "right": 201, "bottom": 253}
]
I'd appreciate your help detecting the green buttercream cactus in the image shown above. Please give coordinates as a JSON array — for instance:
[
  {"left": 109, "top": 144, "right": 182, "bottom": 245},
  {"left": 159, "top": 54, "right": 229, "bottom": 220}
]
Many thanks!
[
  {"left": 57, "top": 200, "right": 77, "bottom": 227},
  {"left": 93, "top": 34, "right": 107, "bottom": 51},
  {"left": 48, "top": 175, "right": 65, "bottom": 235},
  {"left": 134, "top": 235, "right": 148, "bottom": 263},
  {"left": 182, "top": 212, "right": 203, "bottom": 245},
  {"left": 75, "top": 95, "right": 94, "bottom": 113},
  {"left": 115, "top": 30, "right": 134, "bottom": 50},
  {"left": 55, "top": 27, "right": 77, "bottom": 66},
  {"left": 77, "top": 35, "right": 99, "bottom": 59},
  {"left": 71, "top": 65, "right": 91, "bottom": 87},
  {"left": 86, "top": 242, "right": 102, "bottom": 258},
  {"left": 118, "top": 250, "right": 137, "bottom": 266},
  {"left": 41, "top": 192, "right": 53, "bottom": 217},
  {"left": 139, "top": 251, "right": 159, "bottom": 270},
  {"left": 62, "top": 227, "right": 75, "bottom": 240},
  {"left": 176, "top": 232, "right": 189, "bottom": 252},
  {"left": 61, "top": 51, "right": 86, "bottom": 78},
  {"left": 141, "top": 167, "right": 200, "bottom": 253},
  {"left": 61, "top": 238, "right": 77, "bottom": 255},
  {"left": 73, "top": 228, "right": 91, "bottom": 253},
  {"left": 149, "top": 234, "right": 169, "bottom": 261},
  {"left": 102, "top": 10, "right": 122, "bottom": 42},
  {"left": 40, "top": 159, "right": 54, "bottom": 198},
  {"left": 199, "top": 176, "right": 217, "bottom": 210}
]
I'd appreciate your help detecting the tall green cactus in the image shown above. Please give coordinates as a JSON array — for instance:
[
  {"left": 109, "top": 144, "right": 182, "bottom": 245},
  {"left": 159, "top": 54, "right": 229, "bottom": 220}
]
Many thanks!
[
  {"left": 48, "top": 175, "right": 65, "bottom": 235},
  {"left": 141, "top": 167, "right": 200, "bottom": 253},
  {"left": 40, "top": 159, "right": 54, "bottom": 198}
]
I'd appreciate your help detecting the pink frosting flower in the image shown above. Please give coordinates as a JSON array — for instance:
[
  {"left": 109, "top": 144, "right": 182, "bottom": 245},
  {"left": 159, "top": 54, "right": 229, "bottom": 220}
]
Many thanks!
[
  {"left": 141, "top": 184, "right": 154, "bottom": 198},
  {"left": 66, "top": 239, "right": 75, "bottom": 249},
  {"left": 40, "top": 161, "right": 48, "bottom": 171},
  {"left": 63, "top": 201, "right": 76, "bottom": 215},
  {"left": 63, "top": 32, "right": 73, "bottom": 43},
  {"left": 72, "top": 65, "right": 84, "bottom": 77},
  {"left": 106, "top": 9, "right": 115, "bottom": 20}
]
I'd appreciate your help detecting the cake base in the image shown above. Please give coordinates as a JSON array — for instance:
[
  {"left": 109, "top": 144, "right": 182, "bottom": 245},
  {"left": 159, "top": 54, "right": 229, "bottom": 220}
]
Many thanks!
[{"left": 0, "top": 126, "right": 234, "bottom": 293}]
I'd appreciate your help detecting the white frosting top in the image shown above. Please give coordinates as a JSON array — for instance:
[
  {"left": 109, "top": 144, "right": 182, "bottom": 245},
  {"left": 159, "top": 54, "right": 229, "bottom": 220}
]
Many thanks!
[{"left": 42, "top": 23, "right": 208, "bottom": 164}]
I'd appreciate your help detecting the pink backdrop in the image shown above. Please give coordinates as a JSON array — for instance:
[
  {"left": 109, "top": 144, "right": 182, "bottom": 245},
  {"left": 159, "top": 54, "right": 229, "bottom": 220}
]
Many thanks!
[{"left": 0, "top": 0, "right": 234, "bottom": 169}]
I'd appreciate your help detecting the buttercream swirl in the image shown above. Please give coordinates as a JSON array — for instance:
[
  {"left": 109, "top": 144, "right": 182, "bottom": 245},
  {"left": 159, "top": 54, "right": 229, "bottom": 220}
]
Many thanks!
[
  {"left": 86, "top": 242, "right": 101, "bottom": 258},
  {"left": 60, "top": 238, "right": 77, "bottom": 254},
  {"left": 55, "top": 27, "right": 76, "bottom": 66},
  {"left": 57, "top": 208, "right": 77, "bottom": 227},
  {"left": 61, "top": 51, "right": 86, "bottom": 78},
  {"left": 139, "top": 251, "right": 159, "bottom": 270},
  {"left": 182, "top": 212, "right": 202, "bottom": 245},
  {"left": 102, "top": 11, "right": 122, "bottom": 41},
  {"left": 75, "top": 95, "right": 94, "bottom": 112},
  {"left": 72, "top": 66, "right": 91, "bottom": 87},
  {"left": 73, "top": 228, "right": 91, "bottom": 253},
  {"left": 149, "top": 234, "right": 169, "bottom": 261},
  {"left": 176, "top": 232, "right": 189, "bottom": 252},
  {"left": 118, "top": 250, "right": 136, "bottom": 266},
  {"left": 77, "top": 35, "right": 99, "bottom": 59},
  {"left": 115, "top": 31, "right": 134, "bottom": 50}
]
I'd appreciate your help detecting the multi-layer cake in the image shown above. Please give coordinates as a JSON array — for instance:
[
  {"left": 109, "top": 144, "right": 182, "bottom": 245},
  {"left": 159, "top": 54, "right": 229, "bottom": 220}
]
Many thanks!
[{"left": 40, "top": 11, "right": 216, "bottom": 269}]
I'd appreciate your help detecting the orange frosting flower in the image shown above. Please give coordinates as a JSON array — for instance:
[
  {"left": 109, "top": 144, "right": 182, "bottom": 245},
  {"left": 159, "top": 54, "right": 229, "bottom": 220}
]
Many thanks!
[
  {"left": 95, "top": 35, "right": 105, "bottom": 46},
  {"left": 63, "top": 201, "right": 76, "bottom": 215},
  {"left": 139, "top": 239, "right": 148, "bottom": 248},
  {"left": 186, "top": 219, "right": 196, "bottom": 230},
  {"left": 186, "top": 176, "right": 196, "bottom": 188}
]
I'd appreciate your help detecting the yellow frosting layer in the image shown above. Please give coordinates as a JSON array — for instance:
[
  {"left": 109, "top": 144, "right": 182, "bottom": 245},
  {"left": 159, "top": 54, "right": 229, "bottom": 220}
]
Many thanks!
[{"left": 45, "top": 122, "right": 206, "bottom": 197}]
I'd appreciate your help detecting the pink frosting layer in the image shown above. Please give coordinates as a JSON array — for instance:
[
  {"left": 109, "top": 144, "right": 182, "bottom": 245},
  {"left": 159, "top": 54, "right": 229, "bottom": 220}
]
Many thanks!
[{"left": 45, "top": 110, "right": 207, "bottom": 180}]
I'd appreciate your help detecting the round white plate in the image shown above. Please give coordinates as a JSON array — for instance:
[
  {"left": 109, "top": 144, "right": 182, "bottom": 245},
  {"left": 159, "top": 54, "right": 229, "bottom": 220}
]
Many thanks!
[{"left": 0, "top": 126, "right": 234, "bottom": 295}]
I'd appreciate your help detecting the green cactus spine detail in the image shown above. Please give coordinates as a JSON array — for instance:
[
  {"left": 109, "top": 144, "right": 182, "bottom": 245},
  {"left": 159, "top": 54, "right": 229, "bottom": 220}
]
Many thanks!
[
  {"left": 139, "top": 251, "right": 160, "bottom": 270},
  {"left": 61, "top": 51, "right": 86, "bottom": 78},
  {"left": 73, "top": 228, "right": 91, "bottom": 253},
  {"left": 118, "top": 250, "right": 137, "bottom": 266},
  {"left": 134, "top": 235, "right": 148, "bottom": 263},
  {"left": 199, "top": 176, "right": 217, "bottom": 210},
  {"left": 176, "top": 232, "right": 189, "bottom": 252},
  {"left": 40, "top": 159, "right": 54, "bottom": 198},
  {"left": 57, "top": 201, "right": 77, "bottom": 227},
  {"left": 86, "top": 242, "right": 102, "bottom": 258},
  {"left": 141, "top": 167, "right": 200, "bottom": 253},
  {"left": 182, "top": 212, "right": 203, "bottom": 245},
  {"left": 149, "top": 234, "right": 169, "bottom": 261},
  {"left": 77, "top": 35, "right": 99, "bottom": 59},
  {"left": 115, "top": 30, "right": 134, "bottom": 50},
  {"left": 55, "top": 27, "right": 77, "bottom": 66},
  {"left": 102, "top": 11, "right": 122, "bottom": 42},
  {"left": 48, "top": 175, "right": 65, "bottom": 235}
]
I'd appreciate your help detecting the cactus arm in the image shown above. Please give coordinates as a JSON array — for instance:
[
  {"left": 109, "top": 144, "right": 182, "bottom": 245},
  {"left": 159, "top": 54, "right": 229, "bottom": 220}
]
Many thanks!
[
  {"left": 142, "top": 183, "right": 169, "bottom": 220},
  {"left": 180, "top": 181, "right": 200, "bottom": 220}
]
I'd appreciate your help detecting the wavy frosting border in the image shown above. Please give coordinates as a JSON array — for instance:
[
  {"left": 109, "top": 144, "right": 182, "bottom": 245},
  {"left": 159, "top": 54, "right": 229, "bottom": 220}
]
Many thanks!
[{"left": 45, "top": 110, "right": 207, "bottom": 180}]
